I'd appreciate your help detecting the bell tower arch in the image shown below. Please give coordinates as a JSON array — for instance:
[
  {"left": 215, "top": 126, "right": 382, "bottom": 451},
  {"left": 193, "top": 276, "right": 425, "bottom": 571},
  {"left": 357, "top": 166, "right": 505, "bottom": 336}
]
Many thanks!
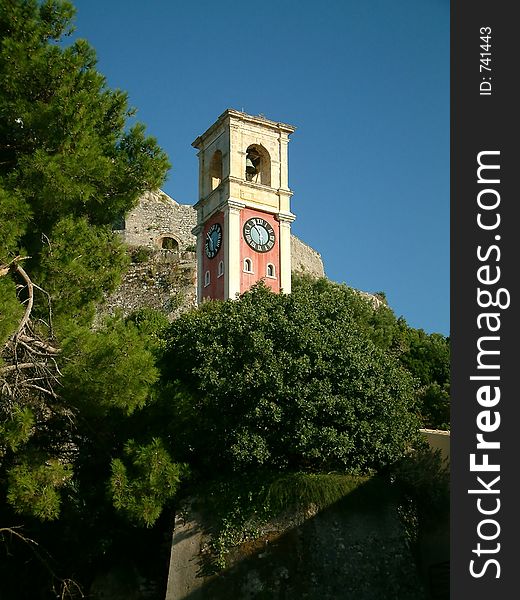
[{"left": 192, "top": 109, "right": 296, "bottom": 302}]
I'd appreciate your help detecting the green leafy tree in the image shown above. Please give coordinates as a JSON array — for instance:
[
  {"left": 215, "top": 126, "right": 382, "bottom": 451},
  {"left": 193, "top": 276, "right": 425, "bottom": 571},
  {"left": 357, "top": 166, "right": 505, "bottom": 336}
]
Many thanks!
[
  {"left": 398, "top": 326, "right": 450, "bottom": 429},
  {"left": 292, "top": 277, "right": 450, "bottom": 430},
  {"left": 294, "top": 275, "right": 450, "bottom": 429},
  {"left": 0, "top": 0, "right": 171, "bottom": 508},
  {"left": 162, "top": 281, "right": 421, "bottom": 475}
]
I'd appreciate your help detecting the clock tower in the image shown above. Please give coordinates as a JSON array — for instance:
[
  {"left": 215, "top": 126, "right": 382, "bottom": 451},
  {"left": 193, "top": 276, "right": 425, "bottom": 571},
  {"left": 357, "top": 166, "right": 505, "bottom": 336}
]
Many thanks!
[{"left": 192, "top": 109, "right": 296, "bottom": 302}]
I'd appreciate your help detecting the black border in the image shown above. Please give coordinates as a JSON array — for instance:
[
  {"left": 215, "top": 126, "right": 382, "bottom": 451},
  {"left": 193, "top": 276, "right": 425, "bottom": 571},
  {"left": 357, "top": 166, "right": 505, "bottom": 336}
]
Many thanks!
[{"left": 451, "top": 2, "right": 518, "bottom": 596}]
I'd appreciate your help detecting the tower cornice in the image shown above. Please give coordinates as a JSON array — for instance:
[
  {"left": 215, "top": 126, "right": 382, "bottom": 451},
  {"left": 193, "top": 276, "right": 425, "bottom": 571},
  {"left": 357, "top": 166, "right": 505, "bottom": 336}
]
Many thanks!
[
  {"left": 192, "top": 109, "right": 296, "bottom": 149},
  {"left": 276, "top": 211, "right": 296, "bottom": 224}
]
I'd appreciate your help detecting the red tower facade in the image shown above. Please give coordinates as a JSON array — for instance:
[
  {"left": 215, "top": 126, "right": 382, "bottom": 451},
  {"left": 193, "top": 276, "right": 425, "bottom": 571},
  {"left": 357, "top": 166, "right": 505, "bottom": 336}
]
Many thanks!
[{"left": 192, "top": 110, "right": 296, "bottom": 301}]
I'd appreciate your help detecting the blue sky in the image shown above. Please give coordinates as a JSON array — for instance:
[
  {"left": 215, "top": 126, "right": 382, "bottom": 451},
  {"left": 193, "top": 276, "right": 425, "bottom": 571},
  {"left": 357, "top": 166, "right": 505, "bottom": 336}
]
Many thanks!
[{"left": 71, "top": 0, "right": 449, "bottom": 335}]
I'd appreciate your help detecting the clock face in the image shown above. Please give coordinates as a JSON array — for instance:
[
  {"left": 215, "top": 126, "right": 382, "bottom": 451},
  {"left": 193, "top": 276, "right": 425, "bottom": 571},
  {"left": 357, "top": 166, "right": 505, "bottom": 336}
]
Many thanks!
[
  {"left": 205, "top": 223, "right": 222, "bottom": 259},
  {"left": 243, "top": 217, "right": 276, "bottom": 253}
]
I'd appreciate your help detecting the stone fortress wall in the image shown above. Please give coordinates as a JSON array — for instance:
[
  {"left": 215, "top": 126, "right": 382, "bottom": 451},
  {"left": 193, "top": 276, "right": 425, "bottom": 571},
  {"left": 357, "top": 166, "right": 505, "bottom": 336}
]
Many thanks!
[
  {"left": 290, "top": 235, "right": 325, "bottom": 279},
  {"left": 118, "top": 189, "right": 197, "bottom": 251},
  {"left": 103, "top": 190, "right": 325, "bottom": 320}
]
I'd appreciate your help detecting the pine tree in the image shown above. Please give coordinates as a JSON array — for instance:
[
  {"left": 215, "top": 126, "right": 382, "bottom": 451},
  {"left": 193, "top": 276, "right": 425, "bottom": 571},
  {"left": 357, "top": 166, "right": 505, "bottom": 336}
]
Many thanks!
[{"left": 0, "top": 2, "right": 178, "bottom": 594}]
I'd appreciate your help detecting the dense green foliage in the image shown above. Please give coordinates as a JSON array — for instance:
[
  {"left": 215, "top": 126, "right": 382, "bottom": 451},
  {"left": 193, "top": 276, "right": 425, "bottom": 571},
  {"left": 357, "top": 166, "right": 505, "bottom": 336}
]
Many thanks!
[
  {"left": 399, "top": 327, "right": 450, "bottom": 429},
  {"left": 110, "top": 438, "right": 186, "bottom": 527},
  {"left": 38, "top": 216, "right": 130, "bottom": 325},
  {"left": 304, "top": 275, "right": 450, "bottom": 430},
  {"left": 0, "top": 1, "right": 169, "bottom": 238},
  {"left": 161, "top": 280, "right": 422, "bottom": 474},
  {"left": 0, "top": 0, "right": 169, "bottom": 333},
  {"left": 392, "top": 446, "right": 450, "bottom": 518}
]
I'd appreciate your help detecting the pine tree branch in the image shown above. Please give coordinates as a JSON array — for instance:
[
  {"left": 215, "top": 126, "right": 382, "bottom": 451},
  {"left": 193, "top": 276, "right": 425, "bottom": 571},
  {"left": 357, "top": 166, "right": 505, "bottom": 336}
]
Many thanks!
[
  {"left": 21, "top": 383, "right": 59, "bottom": 398},
  {"left": 0, "top": 526, "right": 39, "bottom": 548},
  {"left": 1, "top": 260, "right": 62, "bottom": 405},
  {"left": 13, "top": 263, "right": 34, "bottom": 340},
  {"left": 18, "top": 336, "right": 60, "bottom": 356},
  {"left": 0, "top": 362, "right": 47, "bottom": 374}
]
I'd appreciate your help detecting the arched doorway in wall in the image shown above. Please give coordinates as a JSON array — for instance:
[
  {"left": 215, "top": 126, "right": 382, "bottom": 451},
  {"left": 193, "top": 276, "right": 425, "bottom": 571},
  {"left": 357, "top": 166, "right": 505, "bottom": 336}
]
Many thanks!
[{"left": 158, "top": 235, "right": 179, "bottom": 252}]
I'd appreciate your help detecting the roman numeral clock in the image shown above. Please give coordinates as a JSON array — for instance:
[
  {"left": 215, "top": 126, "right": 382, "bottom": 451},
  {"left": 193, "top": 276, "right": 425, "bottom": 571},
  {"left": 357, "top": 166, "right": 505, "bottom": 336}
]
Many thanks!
[
  {"left": 243, "top": 218, "right": 276, "bottom": 253},
  {"left": 192, "top": 109, "right": 296, "bottom": 302}
]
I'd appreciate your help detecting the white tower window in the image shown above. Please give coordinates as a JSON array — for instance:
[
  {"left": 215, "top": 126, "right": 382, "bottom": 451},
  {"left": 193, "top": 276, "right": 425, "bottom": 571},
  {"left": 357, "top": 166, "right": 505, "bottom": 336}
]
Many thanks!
[
  {"left": 218, "top": 260, "right": 224, "bottom": 277},
  {"left": 204, "top": 270, "right": 211, "bottom": 287},
  {"left": 266, "top": 263, "right": 276, "bottom": 278},
  {"left": 243, "top": 258, "right": 253, "bottom": 273}
]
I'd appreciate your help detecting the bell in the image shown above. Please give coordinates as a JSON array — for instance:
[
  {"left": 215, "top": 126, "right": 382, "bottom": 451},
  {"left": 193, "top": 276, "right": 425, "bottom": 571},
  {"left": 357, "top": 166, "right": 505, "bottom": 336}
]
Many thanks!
[{"left": 246, "top": 157, "right": 257, "bottom": 174}]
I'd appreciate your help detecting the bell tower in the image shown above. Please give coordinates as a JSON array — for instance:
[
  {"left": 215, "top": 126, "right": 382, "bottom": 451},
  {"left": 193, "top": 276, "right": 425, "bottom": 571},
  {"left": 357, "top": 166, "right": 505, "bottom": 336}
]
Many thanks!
[{"left": 192, "top": 109, "right": 296, "bottom": 302}]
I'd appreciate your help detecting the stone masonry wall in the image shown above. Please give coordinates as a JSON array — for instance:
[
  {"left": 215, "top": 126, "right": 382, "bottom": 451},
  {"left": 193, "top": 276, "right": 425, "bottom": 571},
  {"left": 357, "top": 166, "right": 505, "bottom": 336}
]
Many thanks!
[
  {"left": 120, "top": 190, "right": 197, "bottom": 251},
  {"left": 290, "top": 235, "right": 325, "bottom": 278},
  {"left": 123, "top": 190, "right": 325, "bottom": 276},
  {"left": 101, "top": 251, "right": 197, "bottom": 322},
  {"left": 165, "top": 489, "right": 424, "bottom": 600}
]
